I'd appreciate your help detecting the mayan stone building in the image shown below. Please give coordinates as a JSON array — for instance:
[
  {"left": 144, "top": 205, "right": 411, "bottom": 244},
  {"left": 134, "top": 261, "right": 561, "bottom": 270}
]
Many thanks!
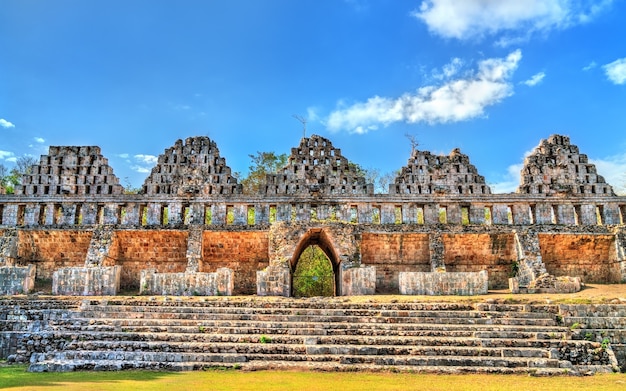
[
  {"left": 0, "top": 133, "right": 625, "bottom": 299},
  {"left": 15, "top": 146, "right": 123, "bottom": 197},
  {"left": 390, "top": 147, "right": 490, "bottom": 195},
  {"left": 518, "top": 134, "right": 614, "bottom": 196},
  {"left": 142, "top": 136, "right": 242, "bottom": 196},
  {"left": 261, "top": 135, "right": 373, "bottom": 195}
]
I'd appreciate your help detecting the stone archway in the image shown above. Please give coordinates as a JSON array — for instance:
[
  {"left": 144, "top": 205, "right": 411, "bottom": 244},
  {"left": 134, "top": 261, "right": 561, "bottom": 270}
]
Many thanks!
[
  {"left": 290, "top": 228, "right": 340, "bottom": 296},
  {"left": 257, "top": 222, "right": 376, "bottom": 297}
]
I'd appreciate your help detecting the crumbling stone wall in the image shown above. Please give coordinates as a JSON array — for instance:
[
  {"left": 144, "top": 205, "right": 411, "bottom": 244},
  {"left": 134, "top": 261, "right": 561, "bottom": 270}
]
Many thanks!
[
  {"left": 202, "top": 230, "right": 269, "bottom": 294},
  {"left": 142, "top": 136, "right": 242, "bottom": 196},
  {"left": 390, "top": 148, "right": 490, "bottom": 195},
  {"left": 108, "top": 230, "right": 189, "bottom": 289},
  {"left": 518, "top": 134, "right": 614, "bottom": 196},
  {"left": 261, "top": 135, "right": 373, "bottom": 195},
  {"left": 360, "top": 233, "right": 431, "bottom": 293},
  {"left": 16, "top": 230, "right": 92, "bottom": 280},
  {"left": 539, "top": 233, "right": 620, "bottom": 283},
  {"left": 1, "top": 133, "right": 626, "bottom": 295},
  {"left": 443, "top": 233, "right": 516, "bottom": 289},
  {"left": 15, "top": 146, "right": 123, "bottom": 196}
]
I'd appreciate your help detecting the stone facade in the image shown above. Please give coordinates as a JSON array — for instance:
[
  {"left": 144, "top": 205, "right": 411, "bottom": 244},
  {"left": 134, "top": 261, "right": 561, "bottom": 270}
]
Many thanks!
[
  {"left": 260, "top": 135, "right": 373, "bottom": 195},
  {"left": 16, "top": 146, "right": 123, "bottom": 197},
  {"left": 518, "top": 134, "right": 614, "bottom": 196},
  {"left": 142, "top": 137, "right": 242, "bottom": 196},
  {"left": 390, "top": 148, "right": 490, "bottom": 195},
  {"left": 0, "top": 133, "right": 625, "bottom": 296}
]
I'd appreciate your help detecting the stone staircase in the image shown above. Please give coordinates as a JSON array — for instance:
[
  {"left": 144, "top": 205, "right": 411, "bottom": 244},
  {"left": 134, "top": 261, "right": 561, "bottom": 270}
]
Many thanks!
[{"left": 3, "top": 297, "right": 614, "bottom": 375}]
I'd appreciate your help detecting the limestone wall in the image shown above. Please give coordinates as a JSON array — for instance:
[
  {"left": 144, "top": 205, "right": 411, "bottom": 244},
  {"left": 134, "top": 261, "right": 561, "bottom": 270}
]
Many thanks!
[
  {"left": 109, "top": 230, "right": 189, "bottom": 289},
  {"left": 16, "top": 230, "right": 92, "bottom": 279},
  {"left": 361, "top": 233, "right": 431, "bottom": 293},
  {"left": 442, "top": 233, "right": 516, "bottom": 289},
  {"left": 539, "top": 234, "right": 620, "bottom": 283},
  {"left": 202, "top": 230, "right": 269, "bottom": 294}
]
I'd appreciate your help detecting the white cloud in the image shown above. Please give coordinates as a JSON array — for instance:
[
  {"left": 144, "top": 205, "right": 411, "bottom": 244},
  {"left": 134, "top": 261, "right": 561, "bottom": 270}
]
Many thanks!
[
  {"left": 117, "top": 153, "right": 130, "bottom": 159},
  {"left": 327, "top": 50, "right": 522, "bottom": 134},
  {"left": 522, "top": 71, "right": 546, "bottom": 87},
  {"left": 603, "top": 58, "right": 626, "bottom": 85},
  {"left": 432, "top": 57, "right": 464, "bottom": 80},
  {"left": 591, "top": 153, "right": 626, "bottom": 195},
  {"left": 133, "top": 154, "right": 158, "bottom": 165},
  {"left": 490, "top": 162, "right": 524, "bottom": 194},
  {"left": 413, "top": 0, "right": 613, "bottom": 42},
  {"left": 0, "top": 150, "right": 16, "bottom": 160},
  {"left": 582, "top": 61, "right": 597, "bottom": 71},
  {"left": 33, "top": 137, "right": 45, "bottom": 143},
  {"left": 0, "top": 119, "right": 15, "bottom": 129},
  {"left": 131, "top": 165, "right": 152, "bottom": 174}
]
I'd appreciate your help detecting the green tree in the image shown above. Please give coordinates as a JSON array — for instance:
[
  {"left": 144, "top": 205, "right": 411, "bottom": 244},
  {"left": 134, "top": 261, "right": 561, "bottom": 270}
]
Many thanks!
[
  {"left": 349, "top": 162, "right": 398, "bottom": 194},
  {"left": 0, "top": 156, "right": 37, "bottom": 194},
  {"left": 240, "top": 151, "right": 288, "bottom": 194},
  {"left": 292, "top": 245, "right": 334, "bottom": 297}
]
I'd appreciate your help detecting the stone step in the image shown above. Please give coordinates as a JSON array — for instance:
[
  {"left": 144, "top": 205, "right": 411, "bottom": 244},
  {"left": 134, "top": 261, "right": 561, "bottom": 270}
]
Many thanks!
[
  {"left": 74, "top": 311, "right": 557, "bottom": 326},
  {"left": 45, "top": 330, "right": 571, "bottom": 350},
  {"left": 27, "top": 359, "right": 578, "bottom": 375},
  {"left": 79, "top": 305, "right": 556, "bottom": 320},
  {"left": 53, "top": 318, "right": 567, "bottom": 336},
  {"left": 565, "top": 317, "right": 626, "bottom": 329},
  {"left": 84, "top": 300, "right": 560, "bottom": 315},
  {"left": 30, "top": 350, "right": 562, "bottom": 369},
  {"left": 65, "top": 340, "right": 543, "bottom": 358}
]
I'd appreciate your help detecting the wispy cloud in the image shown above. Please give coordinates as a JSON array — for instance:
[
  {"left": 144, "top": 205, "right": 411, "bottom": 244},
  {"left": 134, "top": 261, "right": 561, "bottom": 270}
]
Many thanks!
[
  {"left": 591, "top": 153, "right": 626, "bottom": 195},
  {"left": 490, "top": 162, "right": 524, "bottom": 194},
  {"left": 327, "top": 50, "right": 522, "bottom": 134},
  {"left": 602, "top": 58, "right": 626, "bottom": 85},
  {"left": 33, "top": 137, "right": 45, "bottom": 143},
  {"left": 432, "top": 57, "right": 464, "bottom": 80},
  {"left": 522, "top": 71, "right": 546, "bottom": 87},
  {"left": 0, "top": 150, "right": 15, "bottom": 160},
  {"left": 582, "top": 61, "right": 597, "bottom": 71},
  {"left": 0, "top": 150, "right": 17, "bottom": 164},
  {"left": 489, "top": 148, "right": 535, "bottom": 194},
  {"left": 413, "top": 0, "right": 614, "bottom": 44},
  {"left": 131, "top": 165, "right": 152, "bottom": 174},
  {"left": 127, "top": 154, "right": 159, "bottom": 174},
  {"left": 0, "top": 119, "right": 15, "bottom": 129},
  {"left": 134, "top": 154, "right": 158, "bottom": 165}
]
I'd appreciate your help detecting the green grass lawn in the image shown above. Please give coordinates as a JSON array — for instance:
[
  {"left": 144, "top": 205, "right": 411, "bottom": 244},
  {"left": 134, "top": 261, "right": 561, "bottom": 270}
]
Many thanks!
[{"left": 1, "top": 365, "right": 625, "bottom": 391}]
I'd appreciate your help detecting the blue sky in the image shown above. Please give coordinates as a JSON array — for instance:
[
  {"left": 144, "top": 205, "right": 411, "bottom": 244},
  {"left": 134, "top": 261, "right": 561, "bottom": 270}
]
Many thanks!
[{"left": 1, "top": 0, "right": 625, "bottom": 193}]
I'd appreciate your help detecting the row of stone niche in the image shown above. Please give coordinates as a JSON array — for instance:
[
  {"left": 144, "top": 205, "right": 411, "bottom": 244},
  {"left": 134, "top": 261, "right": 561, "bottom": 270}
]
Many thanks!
[{"left": 2, "top": 201, "right": 625, "bottom": 227}]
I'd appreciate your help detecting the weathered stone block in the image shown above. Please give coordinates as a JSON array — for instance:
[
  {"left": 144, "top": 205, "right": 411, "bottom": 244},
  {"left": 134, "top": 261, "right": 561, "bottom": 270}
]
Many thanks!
[
  {"left": 339, "top": 265, "right": 375, "bottom": 296},
  {"left": 139, "top": 268, "right": 233, "bottom": 296},
  {"left": 257, "top": 265, "right": 290, "bottom": 297},
  {"left": 52, "top": 266, "right": 121, "bottom": 296},
  {"left": 0, "top": 265, "right": 35, "bottom": 295},
  {"left": 398, "top": 270, "right": 488, "bottom": 295}
]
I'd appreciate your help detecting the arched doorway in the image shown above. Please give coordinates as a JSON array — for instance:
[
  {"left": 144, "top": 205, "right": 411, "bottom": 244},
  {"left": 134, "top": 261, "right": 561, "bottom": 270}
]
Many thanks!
[
  {"left": 290, "top": 228, "right": 340, "bottom": 297},
  {"left": 292, "top": 245, "right": 334, "bottom": 297}
]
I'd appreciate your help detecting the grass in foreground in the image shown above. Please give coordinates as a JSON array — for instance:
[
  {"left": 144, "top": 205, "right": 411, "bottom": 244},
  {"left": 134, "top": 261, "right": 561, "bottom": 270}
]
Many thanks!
[{"left": 1, "top": 365, "right": 625, "bottom": 391}]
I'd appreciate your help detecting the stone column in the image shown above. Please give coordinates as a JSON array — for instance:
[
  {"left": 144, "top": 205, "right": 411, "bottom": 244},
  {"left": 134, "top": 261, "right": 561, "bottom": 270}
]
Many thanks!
[
  {"left": 185, "top": 225, "right": 203, "bottom": 273},
  {"left": 615, "top": 228, "right": 626, "bottom": 283},
  {"left": 511, "top": 229, "right": 547, "bottom": 290},
  {"left": 428, "top": 232, "right": 446, "bottom": 272}
]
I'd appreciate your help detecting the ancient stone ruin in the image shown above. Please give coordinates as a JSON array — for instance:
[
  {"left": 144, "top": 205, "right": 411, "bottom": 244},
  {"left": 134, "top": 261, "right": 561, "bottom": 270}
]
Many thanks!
[
  {"left": 390, "top": 147, "right": 490, "bottom": 195},
  {"left": 0, "top": 133, "right": 624, "bottom": 298}
]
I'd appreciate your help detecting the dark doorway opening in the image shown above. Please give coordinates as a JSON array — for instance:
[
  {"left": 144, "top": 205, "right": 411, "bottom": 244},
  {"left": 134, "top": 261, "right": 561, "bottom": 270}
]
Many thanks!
[{"left": 292, "top": 245, "right": 334, "bottom": 297}]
